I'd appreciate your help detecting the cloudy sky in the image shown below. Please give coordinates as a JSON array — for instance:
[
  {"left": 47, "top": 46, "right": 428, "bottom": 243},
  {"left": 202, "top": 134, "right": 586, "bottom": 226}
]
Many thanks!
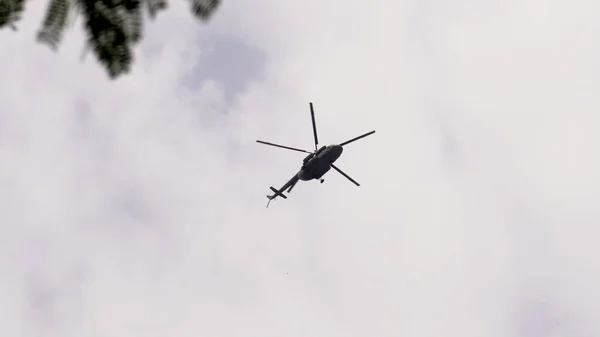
[{"left": 1, "top": 0, "right": 600, "bottom": 336}]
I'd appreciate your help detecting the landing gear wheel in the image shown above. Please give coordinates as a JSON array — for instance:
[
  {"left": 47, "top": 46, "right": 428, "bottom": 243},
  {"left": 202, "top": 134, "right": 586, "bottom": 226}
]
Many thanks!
[{"left": 320, "top": 179, "right": 324, "bottom": 183}]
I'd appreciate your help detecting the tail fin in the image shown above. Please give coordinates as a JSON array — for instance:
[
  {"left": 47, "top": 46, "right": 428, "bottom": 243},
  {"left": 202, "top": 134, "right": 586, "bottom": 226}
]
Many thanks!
[
  {"left": 266, "top": 187, "right": 287, "bottom": 208},
  {"left": 269, "top": 186, "right": 287, "bottom": 199}
]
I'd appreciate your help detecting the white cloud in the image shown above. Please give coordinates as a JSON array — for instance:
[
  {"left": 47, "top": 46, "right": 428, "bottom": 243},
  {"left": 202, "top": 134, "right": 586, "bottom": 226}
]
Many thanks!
[{"left": 1, "top": 0, "right": 599, "bottom": 336}]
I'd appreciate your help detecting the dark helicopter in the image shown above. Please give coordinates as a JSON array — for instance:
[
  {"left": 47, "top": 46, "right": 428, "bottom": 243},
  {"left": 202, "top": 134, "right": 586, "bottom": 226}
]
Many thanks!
[{"left": 256, "top": 102, "right": 375, "bottom": 207}]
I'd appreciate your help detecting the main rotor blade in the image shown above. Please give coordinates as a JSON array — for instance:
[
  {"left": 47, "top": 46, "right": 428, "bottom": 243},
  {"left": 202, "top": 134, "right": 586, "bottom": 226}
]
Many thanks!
[
  {"left": 331, "top": 164, "right": 360, "bottom": 186},
  {"left": 256, "top": 140, "right": 311, "bottom": 153},
  {"left": 310, "top": 102, "right": 319, "bottom": 151},
  {"left": 338, "top": 130, "right": 376, "bottom": 147}
]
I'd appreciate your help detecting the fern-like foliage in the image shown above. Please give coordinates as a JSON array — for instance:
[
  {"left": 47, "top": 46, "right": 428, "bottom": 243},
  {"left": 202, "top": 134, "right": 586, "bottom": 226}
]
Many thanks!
[
  {"left": 124, "top": 0, "right": 142, "bottom": 43},
  {"left": 145, "top": 0, "right": 166, "bottom": 19},
  {"left": 0, "top": 0, "right": 26, "bottom": 30},
  {"left": 3, "top": 0, "right": 221, "bottom": 79},
  {"left": 80, "top": 0, "right": 136, "bottom": 77},
  {"left": 36, "top": 0, "right": 71, "bottom": 49},
  {"left": 188, "top": 0, "right": 219, "bottom": 20}
]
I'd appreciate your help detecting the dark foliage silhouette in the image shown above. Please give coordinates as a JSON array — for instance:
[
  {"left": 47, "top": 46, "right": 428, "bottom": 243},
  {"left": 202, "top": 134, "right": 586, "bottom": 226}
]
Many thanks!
[{"left": 1, "top": 0, "right": 220, "bottom": 78}]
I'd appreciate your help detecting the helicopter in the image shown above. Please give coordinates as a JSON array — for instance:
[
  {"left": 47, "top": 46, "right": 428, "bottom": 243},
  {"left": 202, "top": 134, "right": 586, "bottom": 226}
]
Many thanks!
[{"left": 256, "top": 102, "right": 375, "bottom": 207}]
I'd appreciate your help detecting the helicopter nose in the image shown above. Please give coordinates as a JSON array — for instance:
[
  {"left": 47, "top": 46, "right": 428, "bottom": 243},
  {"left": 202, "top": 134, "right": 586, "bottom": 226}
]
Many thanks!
[{"left": 333, "top": 145, "right": 343, "bottom": 158}]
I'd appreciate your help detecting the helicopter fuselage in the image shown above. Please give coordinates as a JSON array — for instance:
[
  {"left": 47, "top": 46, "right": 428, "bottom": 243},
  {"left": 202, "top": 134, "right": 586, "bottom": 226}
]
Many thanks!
[{"left": 297, "top": 144, "right": 343, "bottom": 181}]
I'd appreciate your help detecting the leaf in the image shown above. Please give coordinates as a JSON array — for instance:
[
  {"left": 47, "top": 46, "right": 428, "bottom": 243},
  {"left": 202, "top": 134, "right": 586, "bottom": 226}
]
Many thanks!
[
  {"left": 36, "top": 0, "right": 71, "bottom": 50},
  {"left": 0, "top": 0, "right": 26, "bottom": 29},
  {"left": 79, "top": 0, "right": 133, "bottom": 78},
  {"left": 145, "top": 0, "right": 166, "bottom": 19},
  {"left": 188, "top": 0, "right": 219, "bottom": 21},
  {"left": 123, "top": 0, "right": 142, "bottom": 43}
]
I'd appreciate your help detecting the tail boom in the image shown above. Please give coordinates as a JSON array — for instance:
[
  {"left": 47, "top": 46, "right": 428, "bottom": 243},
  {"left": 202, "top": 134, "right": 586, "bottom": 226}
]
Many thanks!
[{"left": 266, "top": 186, "right": 287, "bottom": 208}]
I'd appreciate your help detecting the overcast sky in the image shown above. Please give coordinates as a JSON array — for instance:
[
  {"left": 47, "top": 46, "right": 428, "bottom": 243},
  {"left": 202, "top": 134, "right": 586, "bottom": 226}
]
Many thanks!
[{"left": 1, "top": 0, "right": 599, "bottom": 336}]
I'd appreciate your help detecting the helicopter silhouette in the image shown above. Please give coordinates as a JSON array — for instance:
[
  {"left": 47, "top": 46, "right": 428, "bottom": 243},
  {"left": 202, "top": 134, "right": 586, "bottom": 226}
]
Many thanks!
[{"left": 256, "top": 102, "right": 375, "bottom": 207}]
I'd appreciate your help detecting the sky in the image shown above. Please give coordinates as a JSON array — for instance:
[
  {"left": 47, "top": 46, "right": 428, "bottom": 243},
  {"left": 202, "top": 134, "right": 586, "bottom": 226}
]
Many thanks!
[{"left": 1, "top": 0, "right": 600, "bottom": 336}]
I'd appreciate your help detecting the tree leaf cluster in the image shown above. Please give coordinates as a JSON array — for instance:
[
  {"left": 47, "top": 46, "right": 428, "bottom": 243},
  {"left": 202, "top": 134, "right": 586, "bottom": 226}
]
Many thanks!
[
  {"left": 1, "top": 0, "right": 221, "bottom": 78},
  {"left": 0, "top": 0, "right": 25, "bottom": 30}
]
